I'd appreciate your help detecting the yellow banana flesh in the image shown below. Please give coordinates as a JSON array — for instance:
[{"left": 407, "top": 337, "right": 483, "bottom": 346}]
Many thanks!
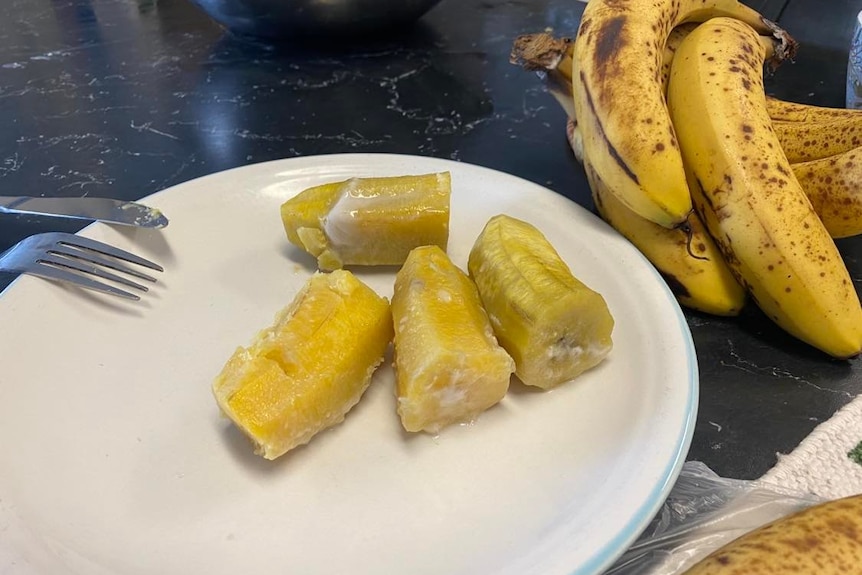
[
  {"left": 668, "top": 17, "right": 862, "bottom": 358},
  {"left": 391, "top": 245, "right": 514, "bottom": 434},
  {"left": 774, "top": 118, "right": 862, "bottom": 163},
  {"left": 566, "top": 120, "right": 746, "bottom": 316},
  {"left": 682, "top": 494, "right": 862, "bottom": 575},
  {"left": 572, "top": 0, "right": 795, "bottom": 229},
  {"left": 467, "top": 214, "right": 614, "bottom": 389},
  {"left": 212, "top": 270, "right": 394, "bottom": 459}
]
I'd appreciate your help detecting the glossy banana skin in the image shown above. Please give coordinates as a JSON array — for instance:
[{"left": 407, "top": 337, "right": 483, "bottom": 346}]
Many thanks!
[
  {"left": 513, "top": 29, "right": 862, "bottom": 243},
  {"left": 792, "top": 150, "right": 862, "bottom": 238},
  {"left": 572, "top": 0, "right": 795, "bottom": 229},
  {"left": 774, "top": 117, "right": 862, "bottom": 162},
  {"left": 682, "top": 494, "right": 862, "bottom": 575},
  {"left": 668, "top": 17, "right": 862, "bottom": 358},
  {"left": 766, "top": 96, "right": 862, "bottom": 122},
  {"left": 567, "top": 118, "right": 746, "bottom": 316}
]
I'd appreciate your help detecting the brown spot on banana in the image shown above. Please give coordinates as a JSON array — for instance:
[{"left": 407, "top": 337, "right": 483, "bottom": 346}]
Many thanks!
[
  {"left": 593, "top": 185, "right": 604, "bottom": 211},
  {"left": 792, "top": 148, "right": 862, "bottom": 238},
  {"left": 775, "top": 118, "right": 862, "bottom": 162},
  {"left": 591, "top": 15, "right": 629, "bottom": 109},
  {"left": 766, "top": 96, "right": 862, "bottom": 122},
  {"left": 579, "top": 71, "right": 640, "bottom": 184},
  {"left": 826, "top": 516, "right": 861, "bottom": 542},
  {"left": 715, "top": 555, "right": 731, "bottom": 565}
]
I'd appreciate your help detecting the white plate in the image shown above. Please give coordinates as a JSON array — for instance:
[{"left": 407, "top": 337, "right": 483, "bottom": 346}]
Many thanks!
[{"left": 0, "top": 154, "right": 697, "bottom": 575}]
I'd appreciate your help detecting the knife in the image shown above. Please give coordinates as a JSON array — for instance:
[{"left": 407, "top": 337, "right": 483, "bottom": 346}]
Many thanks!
[{"left": 0, "top": 195, "right": 169, "bottom": 228}]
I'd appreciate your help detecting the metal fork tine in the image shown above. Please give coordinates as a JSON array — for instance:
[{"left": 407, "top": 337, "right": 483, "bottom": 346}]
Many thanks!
[
  {"left": 0, "top": 231, "right": 162, "bottom": 300},
  {"left": 54, "top": 232, "right": 164, "bottom": 272},
  {"left": 40, "top": 253, "right": 151, "bottom": 292},
  {"left": 22, "top": 263, "right": 141, "bottom": 300},
  {"left": 50, "top": 245, "right": 158, "bottom": 283}
]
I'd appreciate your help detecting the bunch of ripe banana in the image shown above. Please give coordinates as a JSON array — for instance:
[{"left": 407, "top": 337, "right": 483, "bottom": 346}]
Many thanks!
[{"left": 511, "top": 0, "right": 862, "bottom": 359}]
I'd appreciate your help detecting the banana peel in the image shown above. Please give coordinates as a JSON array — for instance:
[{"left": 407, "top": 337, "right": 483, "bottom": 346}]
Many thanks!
[
  {"left": 568, "top": 118, "right": 747, "bottom": 317},
  {"left": 682, "top": 493, "right": 862, "bottom": 574}
]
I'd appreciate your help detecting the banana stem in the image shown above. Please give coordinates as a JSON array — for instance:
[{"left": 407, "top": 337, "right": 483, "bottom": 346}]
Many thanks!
[
  {"left": 510, "top": 33, "right": 575, "bottom": 117},
  {"left": 512, "top": 29, "right": 786, "bottom": 121},
  {"left": 758, "top": 35, "right": 782, "bottom": 71},
  {"left": 509, "top": 33, "right": 572, "bottom": 75},
  {"left": 756, "top": 16, "right": 799, "bottom": 65},
  {"left": 510, "top": 32, "right": 574, "bottom": 82}
]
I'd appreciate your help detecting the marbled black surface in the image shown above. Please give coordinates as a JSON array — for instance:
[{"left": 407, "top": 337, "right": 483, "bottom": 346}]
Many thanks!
[{"left": 1, "top": 0, "right": 860, "bottom": 480}]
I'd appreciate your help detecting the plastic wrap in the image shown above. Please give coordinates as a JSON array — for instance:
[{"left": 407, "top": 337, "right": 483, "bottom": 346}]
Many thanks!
[{"left": 604, "top": 461, "right": 824, "bottom": 575}]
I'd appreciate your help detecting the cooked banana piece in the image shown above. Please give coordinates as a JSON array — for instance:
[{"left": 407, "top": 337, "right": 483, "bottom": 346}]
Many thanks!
[
  {"left": 392, "top": 245, "right": 514, "bottom": 434},
  {"left": 468, "top": 214, "right": 614, "bottom": 389},
  {"left": 212, "top": 270, "right": 393, "bottom": 460},
  {"left": 280, "top": 172, "right": 450, "bottom": 271}
]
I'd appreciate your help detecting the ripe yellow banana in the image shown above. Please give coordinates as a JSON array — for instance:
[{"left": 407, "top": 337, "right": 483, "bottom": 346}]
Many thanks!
[
  {"left": 774, "top": 117, "right": 862, "bottom": 162},
  {"left": 766, "top": 96, "right": 862, "bottom": 122},
  {"left": 566, "top": 119, "right": 746, "bottom": 316},
  {"left": 514, "top": 28, "right": 830, "bottom": 131},
  {"left": 792, "top": 148, "right": 862, "bottom": 238},
  {"left": 661, "top": 23, "right": 699, "bottom": 93},
  {"left": 668, "top": 17, "right": 862, "bottom": 358},
  {"left": 514, "top": 32, "right": 862, "bottom": 242},
  {"left": 572, "top": 0, "right": 796, "bottom": 229},
  {"left": 682, "top": 494, "right": 862, "bottom": 575}
]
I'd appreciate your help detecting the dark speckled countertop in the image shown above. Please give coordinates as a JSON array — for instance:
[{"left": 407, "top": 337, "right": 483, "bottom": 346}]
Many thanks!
[{"left": 1, "top": 0, "right": 861, "bottom": 482}]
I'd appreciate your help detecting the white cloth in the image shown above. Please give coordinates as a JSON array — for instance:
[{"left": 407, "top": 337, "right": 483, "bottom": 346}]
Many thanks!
[{"left": 760, "top": 394, "right": 862, "bottom": 499}]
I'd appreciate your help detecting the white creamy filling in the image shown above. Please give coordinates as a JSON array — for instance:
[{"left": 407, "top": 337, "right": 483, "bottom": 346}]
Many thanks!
[
  {"left": 548, "top": 334, "right": 611, "bottom": 362},
  {"left": 322, "top": 178, "right": 363, "bottom": 250},
  {"left": 322, "top": 177, "right": 431, "bottom": 251}
]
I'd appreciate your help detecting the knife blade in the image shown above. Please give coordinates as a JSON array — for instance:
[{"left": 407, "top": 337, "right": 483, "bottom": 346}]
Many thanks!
[{"left": 0, "top": 196, "right": 169, "bottom": 228}]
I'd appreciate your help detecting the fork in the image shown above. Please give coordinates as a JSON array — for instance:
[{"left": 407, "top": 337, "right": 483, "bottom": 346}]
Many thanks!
[{"left": 0, "top": 232, "right": 163, "bottom": 301}]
